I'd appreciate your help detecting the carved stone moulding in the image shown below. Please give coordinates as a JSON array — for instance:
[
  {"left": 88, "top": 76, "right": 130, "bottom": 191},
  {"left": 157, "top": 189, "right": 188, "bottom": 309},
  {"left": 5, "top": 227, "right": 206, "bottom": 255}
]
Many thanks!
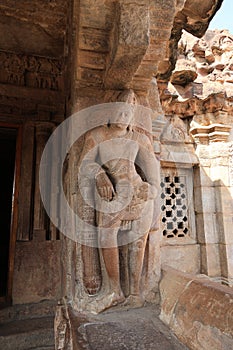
[
  {"left": 0, "top": 51, "right": 65, "bottom": 92},
  {"left": 160, "top": 142, "right": 199, "bottom": 169},
  {"left": 190, "top": 123, "right": 232, "bottom": 144}
]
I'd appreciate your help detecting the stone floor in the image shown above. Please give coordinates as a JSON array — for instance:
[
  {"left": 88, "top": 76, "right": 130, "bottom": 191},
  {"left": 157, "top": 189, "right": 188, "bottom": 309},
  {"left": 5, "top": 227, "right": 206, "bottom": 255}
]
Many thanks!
[
  {"left": 0, "top": 301, "right": 189, "bottom": 349},
  {"left": 70, "top": 304, "right": 189, "bottom": 350}
]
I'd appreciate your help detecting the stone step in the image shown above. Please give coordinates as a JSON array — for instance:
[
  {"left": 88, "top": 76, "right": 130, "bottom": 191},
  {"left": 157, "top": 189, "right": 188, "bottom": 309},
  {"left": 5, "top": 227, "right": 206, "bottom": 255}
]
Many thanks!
[
  {"left": 0, "top": 300, "right": 57, "bottom": 324},
  {"left": 26, "top": 348, "right": 54, "bottom": 350},
  {"left": 0, "top": 316, "right": 55, "bottom": 350}
]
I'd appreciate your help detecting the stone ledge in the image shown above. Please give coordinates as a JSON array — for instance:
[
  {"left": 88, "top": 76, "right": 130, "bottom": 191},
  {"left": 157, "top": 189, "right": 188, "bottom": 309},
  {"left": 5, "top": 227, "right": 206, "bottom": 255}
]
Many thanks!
[{"left": 159, "top": 266, "right": 233, "bottom": 350}]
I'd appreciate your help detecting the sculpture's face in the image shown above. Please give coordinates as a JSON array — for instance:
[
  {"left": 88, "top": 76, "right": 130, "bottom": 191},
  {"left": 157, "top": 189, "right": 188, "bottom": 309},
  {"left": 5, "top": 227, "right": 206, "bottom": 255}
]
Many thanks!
[{"left": 113, "top": 111, "right": 133, "bottom": 129}]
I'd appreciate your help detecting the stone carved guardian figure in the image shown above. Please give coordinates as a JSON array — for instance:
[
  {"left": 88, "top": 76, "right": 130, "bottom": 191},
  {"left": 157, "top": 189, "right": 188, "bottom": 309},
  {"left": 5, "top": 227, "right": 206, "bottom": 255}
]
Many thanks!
[{"left": 76, "top": 103, "right": 160, "bottom": 313}]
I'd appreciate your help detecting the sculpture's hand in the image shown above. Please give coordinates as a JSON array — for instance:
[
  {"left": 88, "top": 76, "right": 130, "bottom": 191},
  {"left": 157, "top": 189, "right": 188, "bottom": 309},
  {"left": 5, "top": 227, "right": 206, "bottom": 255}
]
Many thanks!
[
  {"left": 136, "top": 182, "right": 149, "bottom": 202},
  {"left": 95, "top": 171, "right": 115, "bottom": 201},
  {"left": 136, "top": 182, "right": 158, "bottom": 202}
]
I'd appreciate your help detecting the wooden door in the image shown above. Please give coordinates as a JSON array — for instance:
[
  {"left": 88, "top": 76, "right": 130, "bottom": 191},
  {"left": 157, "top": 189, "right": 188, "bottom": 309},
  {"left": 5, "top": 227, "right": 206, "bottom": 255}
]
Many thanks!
[{"left": 0, "top": 125, "right": 21, "bottom": 304}]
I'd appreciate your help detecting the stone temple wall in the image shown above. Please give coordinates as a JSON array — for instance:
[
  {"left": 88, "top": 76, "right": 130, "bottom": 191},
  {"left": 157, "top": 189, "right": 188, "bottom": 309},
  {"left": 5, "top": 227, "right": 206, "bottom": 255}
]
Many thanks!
[
  {"left": 158, "top": 29, "right": 233, "bottom": 285},
  {"left": 0, "top": 0, "right": 225, "bottom": 310}
]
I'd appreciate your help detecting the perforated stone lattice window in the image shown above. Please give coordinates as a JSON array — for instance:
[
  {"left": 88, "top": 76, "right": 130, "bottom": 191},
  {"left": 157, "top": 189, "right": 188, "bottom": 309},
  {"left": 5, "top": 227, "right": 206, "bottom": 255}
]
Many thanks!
[{"left": 161, "top": 174, "right": 189, "bottom": 239}]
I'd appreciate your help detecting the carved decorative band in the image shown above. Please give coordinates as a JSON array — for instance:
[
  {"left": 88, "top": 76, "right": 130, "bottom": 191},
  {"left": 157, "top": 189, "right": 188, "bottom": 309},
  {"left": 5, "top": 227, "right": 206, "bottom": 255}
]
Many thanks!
[{"left": 0, "top": 51, "right": 64, "bottom": 91}]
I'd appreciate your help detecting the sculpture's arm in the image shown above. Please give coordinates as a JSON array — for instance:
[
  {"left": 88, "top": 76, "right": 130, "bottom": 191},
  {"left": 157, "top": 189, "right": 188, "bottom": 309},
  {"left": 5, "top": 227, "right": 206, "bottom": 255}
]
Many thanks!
[
  {"left": 136, "top": 136, "right": 160, "bottom": 201},
  {"left": 78, "top": 132, "right": 100, "bottom": 184},
  {"left": 78, "top": 131, "right": 115, "bottom": 201}
]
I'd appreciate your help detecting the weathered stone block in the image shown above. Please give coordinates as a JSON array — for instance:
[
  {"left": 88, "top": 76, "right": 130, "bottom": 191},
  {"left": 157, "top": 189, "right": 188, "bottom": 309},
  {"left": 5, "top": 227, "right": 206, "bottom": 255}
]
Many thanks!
[
  {"left": 195, "top": 213, "right": 218, "bottom": 244},
  {"left": 209, "top": 142, "right": 229, "bottom": 158},
  {"left": 194, "top": 186, "right": 216, "bottom": 213},
  {"left": 216, "top": 213, "right": 233, "bottom": 244},
  {"left": 150, "top": 9, "right": 175, "bottom": 28},
  {"left": 80, "top": 0, "right": 113, "bottom": 30},
  {"left": 77, "top": 67, "right": 104, "bottom": 86},
  {"left": 215, "top": 187, "right": 233, "bottom": 214},
  {"left": 79, "top": 50, "right": 106, "bottom": 70},
  {"left": 225, "top": 244, "right": 233, "bottom": 279},
  {"left": 160, "top": 267, "right": 233, "bottom": 350},
  {"left": 104, "top": 1, "right": 150, "bottom": 89},
  {"left": 219, "top": 243, "right": 233, "bottom": 279},
  {"left": 12, "top": 241, "right": 61, "bottom": 304},
  {"left": 79, "top": 28, "right": 109, "bottom": 52},
  {"left": 200, "top": 243, "right": 221, "bottom": 277},
  {"left": 193, "top": 166, "right": 212, "bottom": 188},
  {"left": 195, "top": 144, "right": 210, "bottom": 161},
  {"left": 211, "top": 157, "right": 230, "bottom": 167},
  {"left": 159, "top": 266, "right": 192, "bottom": 325},
  {"left": 161, "top": 244, "right": 200, "bottom": 274}
]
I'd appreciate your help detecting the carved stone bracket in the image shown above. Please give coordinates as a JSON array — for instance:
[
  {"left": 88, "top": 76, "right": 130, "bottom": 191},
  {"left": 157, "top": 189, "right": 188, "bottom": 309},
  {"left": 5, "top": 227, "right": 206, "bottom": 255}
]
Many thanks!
[{"left": 104, "top": 0, "right": 150, "bottom": 89}]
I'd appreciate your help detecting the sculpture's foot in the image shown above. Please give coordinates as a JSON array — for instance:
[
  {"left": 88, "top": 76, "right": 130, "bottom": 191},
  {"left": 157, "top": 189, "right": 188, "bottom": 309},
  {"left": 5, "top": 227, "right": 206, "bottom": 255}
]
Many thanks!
[
  {"left": 104, "top": 291, "right": 126, "bottom": 308},
  {"left": 123, "top": 294, "right": 144, "bottom": 308},
  {"left": 95, "top": 291, "right": 125, "bottom": 313},
  {"left": 77, "top": 290, "right": 126, "bottom": 314}
]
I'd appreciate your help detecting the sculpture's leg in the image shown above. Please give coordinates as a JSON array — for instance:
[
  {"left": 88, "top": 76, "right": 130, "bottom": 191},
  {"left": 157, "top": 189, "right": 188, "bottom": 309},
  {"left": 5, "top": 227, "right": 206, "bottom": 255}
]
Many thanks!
[
  {"left": 119, "top": 243, "right": 130, "bottom": 297},
  {"left": 124, "top": 200, "right": 153, "bottom": 307},
  {"left": 127, "top": 233, "right": 148, "bottom": 306},
  {"left": 82, "top": 245, "right": 101, "bottom": 295},
  {"left": 101, "top": 246, "right": 122, "bottom": 293},
  {"left": 98, "top": 226, "right": 125, "bottom": 309}
]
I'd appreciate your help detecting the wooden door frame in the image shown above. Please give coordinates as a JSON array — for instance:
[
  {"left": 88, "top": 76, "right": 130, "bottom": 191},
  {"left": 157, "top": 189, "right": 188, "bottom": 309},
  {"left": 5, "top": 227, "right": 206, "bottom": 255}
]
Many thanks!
[{"left": 0, "top": 123, "right": 22, "bottom": 304}]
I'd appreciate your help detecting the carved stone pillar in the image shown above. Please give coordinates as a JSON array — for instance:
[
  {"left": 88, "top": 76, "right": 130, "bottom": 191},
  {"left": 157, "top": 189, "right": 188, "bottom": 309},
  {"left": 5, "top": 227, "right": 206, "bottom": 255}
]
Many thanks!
[
  {"left": 33, "top": 122, "right": 55, "bottom": 241},
  {"left": 190, "top": 123, "right": 233, "bottom": 280}
]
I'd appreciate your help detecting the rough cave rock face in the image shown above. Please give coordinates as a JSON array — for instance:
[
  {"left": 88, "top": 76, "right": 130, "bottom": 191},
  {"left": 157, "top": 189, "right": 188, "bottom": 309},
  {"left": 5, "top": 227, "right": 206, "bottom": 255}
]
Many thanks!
[
  {"left": 159, "top": 29, "right": 233, "bottom": 119},
  {"left": 0, "top": 0, "right": 69, "bottom": 58},
  {"left": 156, "top": 0, "right": 224, "bottom": 82}
]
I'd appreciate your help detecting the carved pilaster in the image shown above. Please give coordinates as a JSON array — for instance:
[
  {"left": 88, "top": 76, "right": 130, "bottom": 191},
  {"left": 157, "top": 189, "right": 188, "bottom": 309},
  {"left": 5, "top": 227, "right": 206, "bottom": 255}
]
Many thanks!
[{"left": 191, "top": 121, "right": 233, "bottom": 280}]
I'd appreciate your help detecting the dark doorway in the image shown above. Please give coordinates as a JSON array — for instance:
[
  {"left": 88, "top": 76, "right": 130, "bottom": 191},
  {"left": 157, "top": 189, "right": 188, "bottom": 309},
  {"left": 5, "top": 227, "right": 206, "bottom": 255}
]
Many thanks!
[{"left": 0, "top": 128, "right": 17, "bottom": 300}]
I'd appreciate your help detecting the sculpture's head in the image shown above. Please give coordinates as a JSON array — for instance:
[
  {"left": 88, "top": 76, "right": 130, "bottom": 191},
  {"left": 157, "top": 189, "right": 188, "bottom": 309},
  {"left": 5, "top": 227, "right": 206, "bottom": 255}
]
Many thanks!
[
  {"left": 113, "top": 110, "right": 134, "bottom": 129},
  {"left": 107, "top": 103, "right": 135, "bottom": 131}
]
